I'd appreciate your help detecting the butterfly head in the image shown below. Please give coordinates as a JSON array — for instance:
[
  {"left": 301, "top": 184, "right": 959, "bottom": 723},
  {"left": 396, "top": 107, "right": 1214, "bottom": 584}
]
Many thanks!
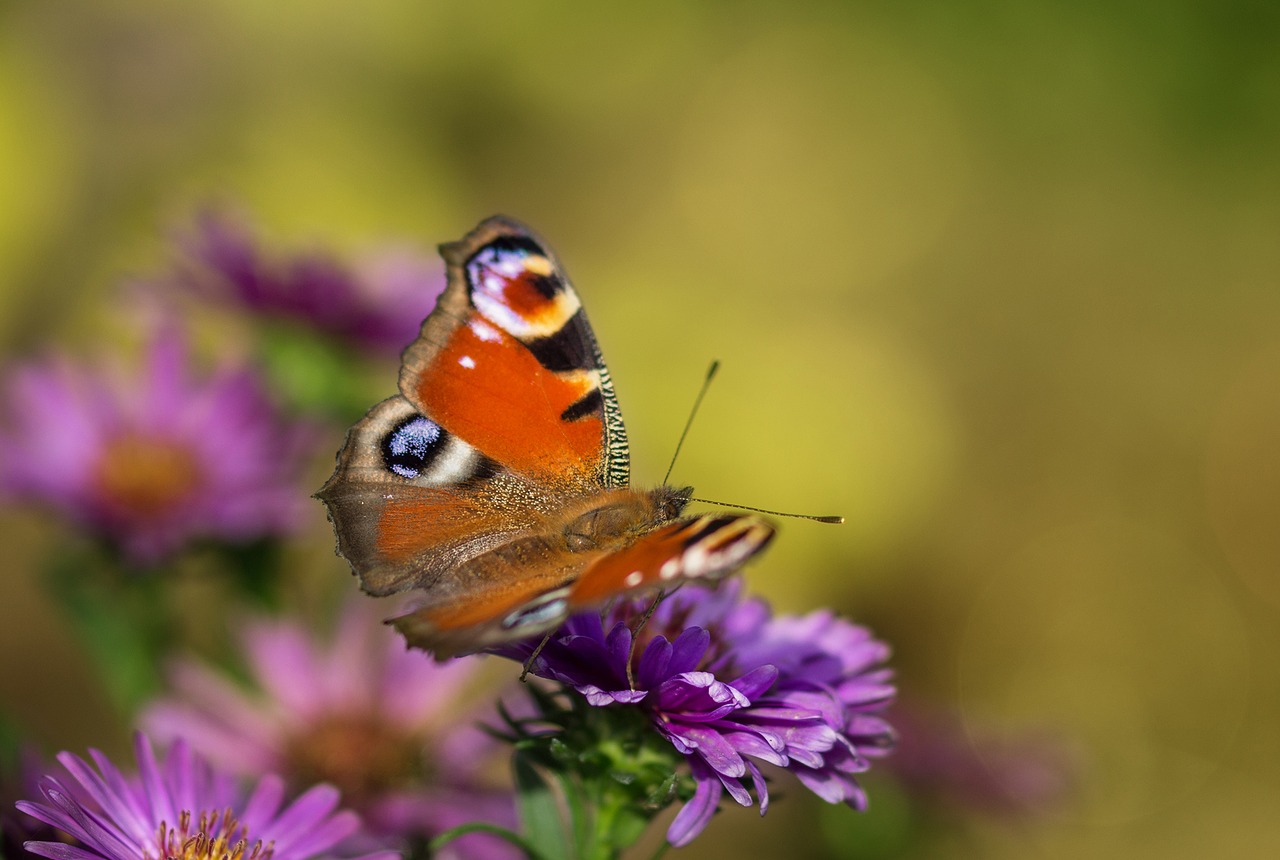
[{"left": 652, "top": 484, "right": 694, "bottom": 523}]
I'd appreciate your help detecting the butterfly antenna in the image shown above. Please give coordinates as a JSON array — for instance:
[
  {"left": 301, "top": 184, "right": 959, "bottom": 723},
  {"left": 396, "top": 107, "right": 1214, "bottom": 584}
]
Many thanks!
[
  {"left": 690, "top": 496, "right": 845, "bottom": 524},
  {"left": 663, "top": 360, "right": 720, "bottom": 485}
]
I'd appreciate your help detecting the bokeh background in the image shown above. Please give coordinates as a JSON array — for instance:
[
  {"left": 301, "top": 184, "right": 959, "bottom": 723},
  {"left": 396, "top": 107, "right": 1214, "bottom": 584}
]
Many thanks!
[{"left": 2, "top": 2, "right": 1279, "bottom": 857}]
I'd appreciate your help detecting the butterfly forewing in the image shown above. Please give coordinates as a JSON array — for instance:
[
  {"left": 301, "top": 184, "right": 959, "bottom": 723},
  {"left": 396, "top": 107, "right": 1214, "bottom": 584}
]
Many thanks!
[
  {"left": 400, "top": 217, "right": 629, "bottom": 489},
  {"left": 568, "top": 514, "right": 775, "bottom": 606}
]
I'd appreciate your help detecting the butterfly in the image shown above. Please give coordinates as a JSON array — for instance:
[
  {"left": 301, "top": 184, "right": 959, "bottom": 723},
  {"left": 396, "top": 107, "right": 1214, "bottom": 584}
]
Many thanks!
[{"left": 316, "top": 216, "right": 775, "bottom": 658}]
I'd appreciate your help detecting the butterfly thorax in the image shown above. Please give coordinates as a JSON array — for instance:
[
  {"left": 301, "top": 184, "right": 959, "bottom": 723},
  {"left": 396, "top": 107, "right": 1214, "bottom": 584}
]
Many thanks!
[{"left": 561, "top": 485, "right": 692, "bottom": 552}]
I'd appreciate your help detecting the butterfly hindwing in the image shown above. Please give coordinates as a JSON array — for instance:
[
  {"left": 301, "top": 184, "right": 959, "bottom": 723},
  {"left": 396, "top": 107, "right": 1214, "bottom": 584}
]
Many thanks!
[
  {"left": 391, "top": 512, "right": 775, "bottom": 658},
  {"left": 317, "top": 395, "right": 551, "bottom": 596}
]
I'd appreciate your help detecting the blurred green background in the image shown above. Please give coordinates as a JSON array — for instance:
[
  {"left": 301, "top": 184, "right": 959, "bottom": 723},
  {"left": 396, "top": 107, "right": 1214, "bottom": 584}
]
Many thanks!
[{"left": 1, "top": 1, "right": 1279, "bottom": 857}]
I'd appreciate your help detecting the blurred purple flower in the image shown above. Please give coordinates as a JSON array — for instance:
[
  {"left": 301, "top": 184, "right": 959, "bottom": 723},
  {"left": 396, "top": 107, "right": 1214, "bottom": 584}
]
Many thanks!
[
  {"left": 1, "top": 746, "right": 63, "bottom": 859},
  {"left": 141, "top": 598, "right": 516, "bottom": 858},
  {"left": 175, "top": 209, "right": 440, "bottom": 353},
  {"left": 889, "top": 702, "right": 1076, "bottom": 818},
  {"left": 0, "top": 327, "right": 313, "bottom": 566},
  {"left": 16, "top": 733, "right": 395, "bottom": 860},
  {"left": 503, "top": 581, "right": 896, "bottom": 847}
]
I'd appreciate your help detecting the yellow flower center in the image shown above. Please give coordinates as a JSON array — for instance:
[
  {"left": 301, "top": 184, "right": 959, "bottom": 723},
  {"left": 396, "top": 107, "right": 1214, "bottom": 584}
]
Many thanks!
[
  {"left": 92, "top": 433, "right": 203, "bottom": 520},
  {"left": 284, "top": 715, "right": 422, "bottom": 806},
  {"left": 156, "top": 810, "right": 272, "bottom": 860}
]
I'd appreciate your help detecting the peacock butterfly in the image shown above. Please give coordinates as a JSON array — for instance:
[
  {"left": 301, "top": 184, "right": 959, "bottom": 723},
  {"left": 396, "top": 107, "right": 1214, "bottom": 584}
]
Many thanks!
[{"left": 316, "top": 216, "right": 774, "bottom": 658}]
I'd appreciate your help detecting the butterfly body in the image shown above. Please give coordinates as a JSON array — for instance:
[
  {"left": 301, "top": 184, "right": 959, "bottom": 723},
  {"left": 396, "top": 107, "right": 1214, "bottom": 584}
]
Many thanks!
[{"left": 318, "top": 216, "right": 774, "bottom": 657}]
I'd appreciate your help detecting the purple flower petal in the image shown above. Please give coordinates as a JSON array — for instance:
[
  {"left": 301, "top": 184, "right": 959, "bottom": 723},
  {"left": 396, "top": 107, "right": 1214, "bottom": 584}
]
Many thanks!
[
  {"left": 729, "top": 665, "right": 779, "bottom": 701},
  {"left": 793, "top": 765, "right": 866, "bottom": 807},
  {"left": 715, "top": 770, "right": 754, "bottom": 808},
  {"left": 22, "top": 841, "right": 107, "bottom": 860},
  {"left": 715, "top": 730, "right": 788, "bottom": 767},
  {"left": 635, "top": 635, "right": 673, "bottom": 688},
  {"left": 666, "top": 760, "right": 722, "bottom": 848},
  {"left": 667, "top": 628, "right": 711, "bottom": 676},
  {"left": 746, "top": 761, "right": 769, "bottom": 815},
  {"left": 664, "top": 725, "right": 746, "bottom": 778},
  {"left": 578, "top": 685, "right": 648, "bottom": 706},
  {"left": 238, "top": 773, "right": 286, "bottom": 832},
  {"left": 604, "top": 623, "right": 634, "bottom": 673}
]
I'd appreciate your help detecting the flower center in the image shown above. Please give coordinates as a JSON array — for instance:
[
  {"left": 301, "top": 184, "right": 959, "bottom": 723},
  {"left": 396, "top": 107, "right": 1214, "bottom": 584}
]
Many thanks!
[
  {"left": 156, "top": 810, "right": 271, "bottom": 860},
  {"left": 92, "top": 433, "right": 203, "bottom": 520},
  {"left": 284, "top": 715, "right": 422, "bottom": 806}
]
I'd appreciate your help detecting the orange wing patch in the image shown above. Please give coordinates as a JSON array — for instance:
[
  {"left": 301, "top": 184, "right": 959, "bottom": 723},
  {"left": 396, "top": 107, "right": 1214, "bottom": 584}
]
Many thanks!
[
  {"left": 374, "top": 495, "right": 487, "bottom": 564},
  {"left": 415, "top": 317, "right": 603, "bottom": 483}
]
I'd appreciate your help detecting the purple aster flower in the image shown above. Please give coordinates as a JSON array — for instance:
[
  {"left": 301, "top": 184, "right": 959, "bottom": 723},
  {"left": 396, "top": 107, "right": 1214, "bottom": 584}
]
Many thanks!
[
  {"left": 502, "top": 580, "right": 896, "bottom": 847},
  {"left": 15, "top": 733, "right": 395, "bottom": 860},
  {"left": 0, "top": 327, "right": 314, "bottom": 567},
  {"left": 141, "top": 597, "right": 516, "bottom": 858},
  {"left": 174, "top": 208, "right": 441, "bottom": 353}
]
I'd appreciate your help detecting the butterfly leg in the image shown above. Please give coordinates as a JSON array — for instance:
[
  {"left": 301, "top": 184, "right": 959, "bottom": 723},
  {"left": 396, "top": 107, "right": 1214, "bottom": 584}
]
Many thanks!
[
  {"left": 625, "top": 590, "right": 667, "bottom": 690},
  {"left": 520, "top": 631, "right": 557, "bottom": 682}
]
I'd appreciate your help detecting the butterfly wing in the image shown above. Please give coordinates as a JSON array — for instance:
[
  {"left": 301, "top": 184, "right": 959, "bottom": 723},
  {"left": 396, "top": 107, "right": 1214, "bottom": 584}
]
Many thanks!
[
  {"left": 320, "top": 216, "right": 779, "bottom": 659},
  {"left": 317, "top": 217, "right": 629, "bottom": 596},
  {"left": 390, "top": 513, "right": 776, "bottom": 657},
  {"left": 402, "top": 216, "right": 630, "bottom": 489},
  {"left": 317, "top": 395, "right": 546, "bottom": 596},
  {"left": 567, "top": 514, "right": 775, "bottom": 605}
]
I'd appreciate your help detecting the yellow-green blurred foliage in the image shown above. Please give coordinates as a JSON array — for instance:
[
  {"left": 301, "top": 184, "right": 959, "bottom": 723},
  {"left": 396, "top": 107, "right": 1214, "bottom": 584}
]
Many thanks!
[{"left": 2, "top": 2, "right": 1278, "bottom": 858}]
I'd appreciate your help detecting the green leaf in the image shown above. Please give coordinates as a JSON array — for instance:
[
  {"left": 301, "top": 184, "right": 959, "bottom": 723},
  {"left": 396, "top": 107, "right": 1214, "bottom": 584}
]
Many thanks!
[
  {"left": 603, "top": 804, "right": 650, "bottom": 853},
  {"left": 514, "top": 748, "right": 573, "bottom": 860}
]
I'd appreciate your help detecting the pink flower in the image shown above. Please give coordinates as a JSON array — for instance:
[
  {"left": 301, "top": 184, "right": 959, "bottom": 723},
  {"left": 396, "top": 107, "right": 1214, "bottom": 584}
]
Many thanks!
[
  {"left": 0, "top": 328, "right": 313, "bottom": 566},
  {"left": 18, "top": 733, "right": 395, "bottom": 860},
  {"left": 142, "top": 598, "right": 516, "bottom": 858},
  {"left": 175, "top": 209, "right": 442, "bottom": 354}
]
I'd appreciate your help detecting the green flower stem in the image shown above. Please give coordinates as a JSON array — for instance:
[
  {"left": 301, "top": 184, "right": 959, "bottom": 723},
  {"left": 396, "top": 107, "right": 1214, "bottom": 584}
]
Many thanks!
[{"left": 502, "top": 688, "right": 689, "bottom": 860}]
